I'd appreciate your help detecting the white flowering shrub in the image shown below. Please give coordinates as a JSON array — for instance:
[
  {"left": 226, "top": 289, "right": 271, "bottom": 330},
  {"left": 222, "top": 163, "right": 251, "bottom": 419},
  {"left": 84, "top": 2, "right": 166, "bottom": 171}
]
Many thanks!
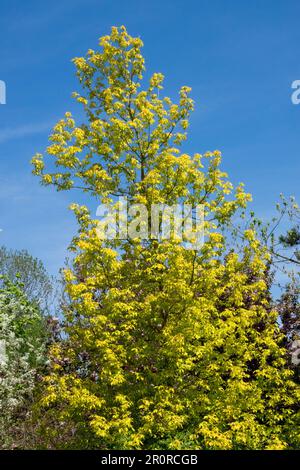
[{"left": 0, "top": 277, "right": 47, "bottom": 448}]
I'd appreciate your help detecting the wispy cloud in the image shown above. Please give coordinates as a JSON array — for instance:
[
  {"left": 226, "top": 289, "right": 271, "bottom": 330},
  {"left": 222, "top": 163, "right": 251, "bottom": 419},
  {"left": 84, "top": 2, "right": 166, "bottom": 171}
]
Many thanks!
[{"left": 0, "top": 122, "right": 51, "bottom": 144}]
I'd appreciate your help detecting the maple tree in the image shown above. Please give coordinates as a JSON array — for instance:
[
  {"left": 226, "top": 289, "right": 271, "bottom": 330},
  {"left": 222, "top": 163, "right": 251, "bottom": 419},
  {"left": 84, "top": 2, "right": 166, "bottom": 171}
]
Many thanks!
[{"left": 32, "top": 26, "right": 300, "bottom": 449}]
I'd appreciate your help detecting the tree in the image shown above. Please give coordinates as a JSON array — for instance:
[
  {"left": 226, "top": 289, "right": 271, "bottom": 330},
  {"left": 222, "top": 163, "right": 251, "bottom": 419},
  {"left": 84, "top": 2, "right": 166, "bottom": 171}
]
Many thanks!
[
  {"left": 0, "top": 277, "right": 48, "bottom": 449},
  {"left": 243, "top": 197, "right": 300, "bottom": 379},
  {"left": 0, "top": 246, "right": 56, "bottom": 312},
  {"left": 269, "top": 199, "right": 300, "bottom": 383},
  {"left": 32, "top": 26, "right": 300, "bottom": 450}
]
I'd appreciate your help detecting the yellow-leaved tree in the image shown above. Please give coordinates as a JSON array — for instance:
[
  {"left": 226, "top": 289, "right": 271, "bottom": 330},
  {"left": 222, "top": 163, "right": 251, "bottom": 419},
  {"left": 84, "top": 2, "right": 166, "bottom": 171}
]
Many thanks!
[{"left": 32, "top": 26, "right": 300, "bottom": 450}]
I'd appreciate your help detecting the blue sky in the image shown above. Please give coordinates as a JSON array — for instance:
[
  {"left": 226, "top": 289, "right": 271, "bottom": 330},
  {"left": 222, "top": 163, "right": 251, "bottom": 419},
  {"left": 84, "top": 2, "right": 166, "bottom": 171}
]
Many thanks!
[{"left": 0, "top": 0, "right": 300, "bottom": 276}]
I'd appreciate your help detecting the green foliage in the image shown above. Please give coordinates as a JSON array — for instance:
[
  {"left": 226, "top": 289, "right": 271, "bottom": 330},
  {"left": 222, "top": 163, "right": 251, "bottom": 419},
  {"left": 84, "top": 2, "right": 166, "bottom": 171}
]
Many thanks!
[
  {"left": 0, "top": 276, "right": 48, "bottom": 449},
  {"left": 0, "top": 246, "right": 56, "bottom": 312},
  {"left": 279, "top": 228, "right": 300, "bottom": 248}
]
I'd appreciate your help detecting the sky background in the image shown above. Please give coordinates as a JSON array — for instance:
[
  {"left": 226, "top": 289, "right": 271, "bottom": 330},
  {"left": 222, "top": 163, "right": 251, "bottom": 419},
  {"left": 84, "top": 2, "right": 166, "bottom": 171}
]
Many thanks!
[{"left": 0, "top": 0, "right": 300, "bottom": 277}]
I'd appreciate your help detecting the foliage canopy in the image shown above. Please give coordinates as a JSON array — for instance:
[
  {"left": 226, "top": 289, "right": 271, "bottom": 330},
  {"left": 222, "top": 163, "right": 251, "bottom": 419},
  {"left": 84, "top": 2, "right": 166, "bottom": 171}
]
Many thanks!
[{"left": 32, "top": 26, "right": 300, "bottom": 450}]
